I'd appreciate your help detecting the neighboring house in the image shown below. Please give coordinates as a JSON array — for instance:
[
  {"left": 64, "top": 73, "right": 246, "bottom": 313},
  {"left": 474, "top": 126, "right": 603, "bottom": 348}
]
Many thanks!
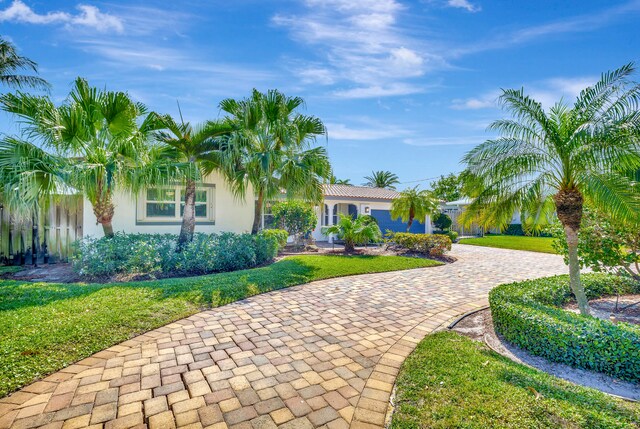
[
  {"left": 83, "top": 171, "right": 255, "bottom": 237},
  {"left": 312, "top": 184, "right": 433, "bottom": 242},
  {"left": 442, "top": 198, "right": 520, "bottom": 236}
]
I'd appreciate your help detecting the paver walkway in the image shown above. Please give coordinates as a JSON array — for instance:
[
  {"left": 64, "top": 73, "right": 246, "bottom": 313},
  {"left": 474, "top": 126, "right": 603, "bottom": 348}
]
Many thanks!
[{"left": 0, "top": 245, "right": 568, "bottom": 429}]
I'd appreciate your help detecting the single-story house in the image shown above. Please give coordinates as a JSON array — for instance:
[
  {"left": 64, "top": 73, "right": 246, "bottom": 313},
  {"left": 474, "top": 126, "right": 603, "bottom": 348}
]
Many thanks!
[
  {"left": 311, "top": 184, "right": 432, "bottom": 242},
  {"left": 442, "top": 198, "right": 520, "bottom": 236},
  {"left": 82, "top": 171, "right": 256, "bottom": 237}
]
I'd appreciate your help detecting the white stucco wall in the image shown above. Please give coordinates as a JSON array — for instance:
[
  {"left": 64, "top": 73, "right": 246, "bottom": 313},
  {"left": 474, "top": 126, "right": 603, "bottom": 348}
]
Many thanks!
[{"left": 82, "top": 171, "right": 255, "bottom": 238}]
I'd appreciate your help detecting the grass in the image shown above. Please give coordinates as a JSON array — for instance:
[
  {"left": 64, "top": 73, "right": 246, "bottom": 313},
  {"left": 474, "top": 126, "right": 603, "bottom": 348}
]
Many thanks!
[
  {"left": 0, "top": 266, "right": 23, "bottom": 275},
  {"left": 0, "top": 254, "right": 439, "bottom": 397},
  {"left": 391, "top": 331, "right": 640, "bottom": 429},
  {"left": 459, "top": 234, "right": 557, "bottom": 254}
]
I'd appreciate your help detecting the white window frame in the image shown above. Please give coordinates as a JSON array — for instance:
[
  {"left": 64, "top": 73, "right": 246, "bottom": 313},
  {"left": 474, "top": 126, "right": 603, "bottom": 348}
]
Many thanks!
[{"left": 136, "top": 184, "right": 215, "bottom": 224}]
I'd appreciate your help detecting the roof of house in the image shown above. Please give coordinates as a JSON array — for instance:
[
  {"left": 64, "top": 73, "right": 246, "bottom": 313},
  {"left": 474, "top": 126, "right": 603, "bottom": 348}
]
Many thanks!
[{"left": 322, "top": 184, "right": 400, "bottom": 200}]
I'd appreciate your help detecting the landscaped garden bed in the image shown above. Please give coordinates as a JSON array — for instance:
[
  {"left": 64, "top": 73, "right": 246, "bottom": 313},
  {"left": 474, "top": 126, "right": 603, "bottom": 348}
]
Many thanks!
[
  {"left": 390, "top": 331, "right": 640, "bottom": 429},
  {"left": 489, "top": 274, "right": 640, "bottom": 382},
  {"left": 0, "top": 254, "right": 441, "bottom": 397}
]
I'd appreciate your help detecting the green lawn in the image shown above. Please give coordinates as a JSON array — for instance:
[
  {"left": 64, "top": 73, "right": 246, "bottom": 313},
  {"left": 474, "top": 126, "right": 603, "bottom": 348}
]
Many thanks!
[
  {"left": 459, "top": 234, "right": 557, "bottom": 254},
  {"left": 0, "top": 254, "right": 439, "bottom": 397},
  {"left": 391, "top": 331, "right": 640, "bottom": 429}
]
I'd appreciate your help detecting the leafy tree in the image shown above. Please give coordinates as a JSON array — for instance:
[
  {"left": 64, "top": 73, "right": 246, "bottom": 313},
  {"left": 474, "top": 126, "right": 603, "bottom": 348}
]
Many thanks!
[
  {"left": 0, "top": 78, "right": 164, "bottom": 237},
  {"left": 552, "top": 207, "right": 640, "bottom": 281},
  {"left": 220, "top": 89, "right": 331, "bottom": 234},
  {"left": 390, "top": 186, "right": 439, "bottom": 231},
  {"left": 463, "top": 64, "right": 640, "bottom": 315},
  {"left": 0, "top": 37, "right": 49, "bottom": 91},
  {"left": 363, "top": 170, "right": 399, "bottom": 189},
  {"left": 432, "top": 212, "right": 453, "bottom": 232},
  {"left": 272, "top": 200, "right": 317, "bottom": 246},
  {"left": 430, "top": 173, "right": 463, "bottom": 202},
  {"left": 152, "top": 114, "right": 232, "bottom": 249},
  {"left": 323, "top": 214, "right": 382, "bottom": 252}
]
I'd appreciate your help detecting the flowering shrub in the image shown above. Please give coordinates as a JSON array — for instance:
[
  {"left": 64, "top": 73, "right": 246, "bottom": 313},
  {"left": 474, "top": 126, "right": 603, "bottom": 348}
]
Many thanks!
[
  {"left": 73, "top": 231, "right": 281, "bottom": 279},
  {"left": 391, "top": 233, "right": 452, "bottom": 256}
]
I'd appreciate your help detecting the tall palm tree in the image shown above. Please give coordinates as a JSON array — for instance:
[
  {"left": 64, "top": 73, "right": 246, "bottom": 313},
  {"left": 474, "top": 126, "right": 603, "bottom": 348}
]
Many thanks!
[
  {"left": 220, "top": 89, "right": 331, "bottom": 234},
  {"left": 0, "top": 37, "right": 49, "bottom": 91},
  {"left": 391, "top": 186, "right": 439, "bottom": 231},
  {"left": 152, "top": 113, "right": 232, "bottom": 249},
  {"left": 328, "top": 172, "right": 351, "bottom": 185},
  {"left": 0, "top": 77, "right": 162, "bottom": 237},
  {"left": 462, "top": 63, "right": 640, "bottom": 316},
  {"left": 364, "top": 170, "right": 399, "bottom": 189}
]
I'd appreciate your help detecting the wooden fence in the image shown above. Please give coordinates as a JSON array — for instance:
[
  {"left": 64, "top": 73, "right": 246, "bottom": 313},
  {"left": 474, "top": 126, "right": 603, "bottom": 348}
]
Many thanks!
[{"left": 0, "top": 196, "right": 83, "bottom": 266}]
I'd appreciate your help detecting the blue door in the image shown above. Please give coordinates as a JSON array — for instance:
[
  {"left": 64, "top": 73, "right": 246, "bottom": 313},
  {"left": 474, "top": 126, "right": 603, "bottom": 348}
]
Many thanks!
[{"left": 371, "top": 209, "right": 425, "bottom": 234}]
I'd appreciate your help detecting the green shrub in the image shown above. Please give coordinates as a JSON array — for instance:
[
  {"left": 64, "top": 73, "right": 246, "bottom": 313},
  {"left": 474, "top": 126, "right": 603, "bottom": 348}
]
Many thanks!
[
  {"left": 73, "top": 231, "right": 281, "bottom": 279},
  {"left": 503, "top": 223, "right": 552, "bottom": 237},
  {"left": 434, "top": 230, "right": 458, "bottom": 242},
  {"left": 432, "top": 212, "right": 452, "bottom": 231},
  {"left": 260, "top": 229, "right": 289, "bottom": 249},
  {"left": 271, "top": 201, "right": 316, "bottom": 244},
  {"left": 391, "top": 233, "right": 452, "bottom": 256},
  {"left": 489, "top": 274, "right": 640, "bottom": 382}
]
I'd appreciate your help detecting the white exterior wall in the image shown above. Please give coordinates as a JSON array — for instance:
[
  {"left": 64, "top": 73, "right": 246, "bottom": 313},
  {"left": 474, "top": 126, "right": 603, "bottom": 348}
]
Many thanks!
[{"left": 82, "top": 171, "right": 255, "bottom": 238}]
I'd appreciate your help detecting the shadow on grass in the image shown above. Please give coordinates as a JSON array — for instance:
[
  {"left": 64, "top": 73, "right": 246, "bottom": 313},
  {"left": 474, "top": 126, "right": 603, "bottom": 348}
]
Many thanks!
[{"left": 0, "top": 258, "right": 320, "bottom": 312}]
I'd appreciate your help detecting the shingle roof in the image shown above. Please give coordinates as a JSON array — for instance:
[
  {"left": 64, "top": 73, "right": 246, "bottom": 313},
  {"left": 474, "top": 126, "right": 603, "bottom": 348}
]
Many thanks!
[{"left": 322, "top": 184, "right": 400, "bottom": 200}]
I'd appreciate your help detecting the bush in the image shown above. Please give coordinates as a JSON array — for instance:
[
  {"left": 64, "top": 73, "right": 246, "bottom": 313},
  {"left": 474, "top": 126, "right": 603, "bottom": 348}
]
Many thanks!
[
  {"left": 260, "top": 229, "right": 289, "bottom": 249},
  {"left": 271, "top": 201, "right": 316, "bottom": 244},
  {"left": 434, "top": 230, "right": 458, "bottom": 242},
  {"left": 432, "top": 212, "right": 452, "bottom": 231},
  {"left": 489, "top": 274, "right": 640, "bottom": 382},
  {"left": 391, "top": 233, "right": 452, "bottom": 257},
  {"left": 73, "top": 231, "right": 281, "bottom": 279},
  {"left": 503, "top": 223, "right": 552, "bottom": 237}
]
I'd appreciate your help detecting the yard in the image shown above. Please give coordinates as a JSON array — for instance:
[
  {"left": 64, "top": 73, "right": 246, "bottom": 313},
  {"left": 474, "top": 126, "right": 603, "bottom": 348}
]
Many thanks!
[
  {"left": 0, "top": 254, "right": 439, "bottom": 397},
  {"left": 390, "top": 331, "right": 640, "bottom": 429},
  {"left": 458, "top": 234, "right": 557, "bottom": 254}
]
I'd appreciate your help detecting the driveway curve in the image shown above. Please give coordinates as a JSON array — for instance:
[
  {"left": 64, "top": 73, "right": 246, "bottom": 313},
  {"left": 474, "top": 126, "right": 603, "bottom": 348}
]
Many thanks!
[{"left": 0, "top": 245, "right": 567, "bottom": 429}]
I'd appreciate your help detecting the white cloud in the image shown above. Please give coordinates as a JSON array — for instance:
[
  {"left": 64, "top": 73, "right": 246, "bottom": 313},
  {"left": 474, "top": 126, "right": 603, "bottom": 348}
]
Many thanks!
[
  {"left": 0, "top": 1, "right": 123, "bottom": 33},
  {"left": 326, "top": 117, "right": 411, "bottom": 140},
  {"left": 446, "top": 0, "right": 481, "bottom": 13},
  {"left": 451, "top": 76, "right": 598, "bottom": 111},
  {"left": 273, "top": 0, "right": 443, "bottom": 98},
  {"left": 403, "top": 136, "right": 485, "bottom": 146}
]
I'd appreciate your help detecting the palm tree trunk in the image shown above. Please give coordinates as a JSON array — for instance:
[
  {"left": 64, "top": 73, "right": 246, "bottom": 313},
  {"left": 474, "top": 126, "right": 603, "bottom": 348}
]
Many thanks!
[
  {"left": 345, "top": 239, "right": 355, "bottom": 253},
  {"left": 554, "top": 189, "right": 590, "bottom": 316},
  {"left": 178, "top": 180, "right": 196, "bottom": 250},
  {"left": 252, "top": 190, "right": 264, "bottom": 235},
  {"left": 92, "top": 194, "right": 115, "bottom": 238},
  {"left": 565, "top": 225, "right": 590, "bottom": 315},
  {"left": 406, "top": 216, "right": 414, "bottom": 232}
]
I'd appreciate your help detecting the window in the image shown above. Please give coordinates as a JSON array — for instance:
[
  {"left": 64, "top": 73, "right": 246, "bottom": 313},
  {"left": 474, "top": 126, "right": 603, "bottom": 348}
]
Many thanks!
[{"left": 137, "top": 185, "right": 215, "bottom": 224}]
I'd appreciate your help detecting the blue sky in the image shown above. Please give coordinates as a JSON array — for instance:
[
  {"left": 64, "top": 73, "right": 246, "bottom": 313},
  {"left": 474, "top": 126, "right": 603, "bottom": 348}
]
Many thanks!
[{"left": 1, "top": 0, "right": 639, "bottom": 189}]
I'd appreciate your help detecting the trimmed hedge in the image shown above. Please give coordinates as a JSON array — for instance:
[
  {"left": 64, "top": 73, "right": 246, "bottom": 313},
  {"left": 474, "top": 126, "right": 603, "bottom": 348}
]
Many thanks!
[
  {"left": 490, "top": 274, "right": 640, "bottom": 382},
  {"left": 73, "top": 231, "right": 282, "bottom": 279},
  {"left": 391, "top": 233, "right": 452, "bottom": 256}
]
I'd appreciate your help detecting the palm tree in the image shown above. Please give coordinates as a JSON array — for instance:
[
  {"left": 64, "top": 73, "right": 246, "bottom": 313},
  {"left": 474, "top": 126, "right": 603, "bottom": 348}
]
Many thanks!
[
  {"left": 0, "top": 77, "right": 163, "bottom": 237},
  {"left": 462, "top": 63, "right": 640, "bottom": 316},
  {"left": 364, "top": 170, "right": 399, "bottom": 189},
  {"left": 0, "top": 37, "right": 49, "bottom": 91},
  {"left": 152, "top": 114, "right": 232, "bottom": 249},
  {"left": 323, "top": 214, "right": 382, "bottom": 252},
  {"left": 328, "top": 173, "right": 351, "bottom": 185},
  {"left": 391, "top": 186, "right": 439, "bottom": 231},
  {"left": 220, "top": 89, "right": 331, "bottom": 234}
]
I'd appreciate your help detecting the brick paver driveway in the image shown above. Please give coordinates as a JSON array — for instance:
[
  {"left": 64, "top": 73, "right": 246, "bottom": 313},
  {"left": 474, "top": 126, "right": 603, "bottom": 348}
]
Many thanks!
[{"left": 0, "top": 245, "right": 567, "bottom": 429}]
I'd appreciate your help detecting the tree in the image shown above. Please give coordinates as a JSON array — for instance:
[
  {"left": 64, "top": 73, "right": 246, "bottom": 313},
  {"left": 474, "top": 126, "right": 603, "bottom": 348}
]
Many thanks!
[
  {"left": 462, "top": 63, "right": 640, "bottom": 316},
  {"left": 323, "top": 214, "right": 382, "bottom": 252},
  {"left": 432, "top": 212, "right": 453, "bottom": 232},
  {"left": 220, "top": 89, "right": 331, "bottom": 234},
  {"left": 430, "top": 173, "right": 463, "bottom": 202},
  {"left": 363, "top": 170, "right": 399, "bottom": 189},
  {"left": 328, "top": 173, "right": 351, "bottom": 185},
  {"left": 152, "top": 114, "right": 232, "bottom": 249},
  {"left": 272, "top": 200, "right": 317, "bottom": 246},
  {"left": 0, "top": 37, "right": 49, "bottom": 91},
  {"left": 390, "top": 186, "right": 438, "bottom": 231},
  {"left": 0, "top": 77, "right": 163, "bottom": 237}
]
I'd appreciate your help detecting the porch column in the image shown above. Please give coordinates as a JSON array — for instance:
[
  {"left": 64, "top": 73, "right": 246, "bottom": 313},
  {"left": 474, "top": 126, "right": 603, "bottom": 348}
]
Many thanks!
[{"left": 328, "top": 203, "right": 337, "bottom": 243}]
